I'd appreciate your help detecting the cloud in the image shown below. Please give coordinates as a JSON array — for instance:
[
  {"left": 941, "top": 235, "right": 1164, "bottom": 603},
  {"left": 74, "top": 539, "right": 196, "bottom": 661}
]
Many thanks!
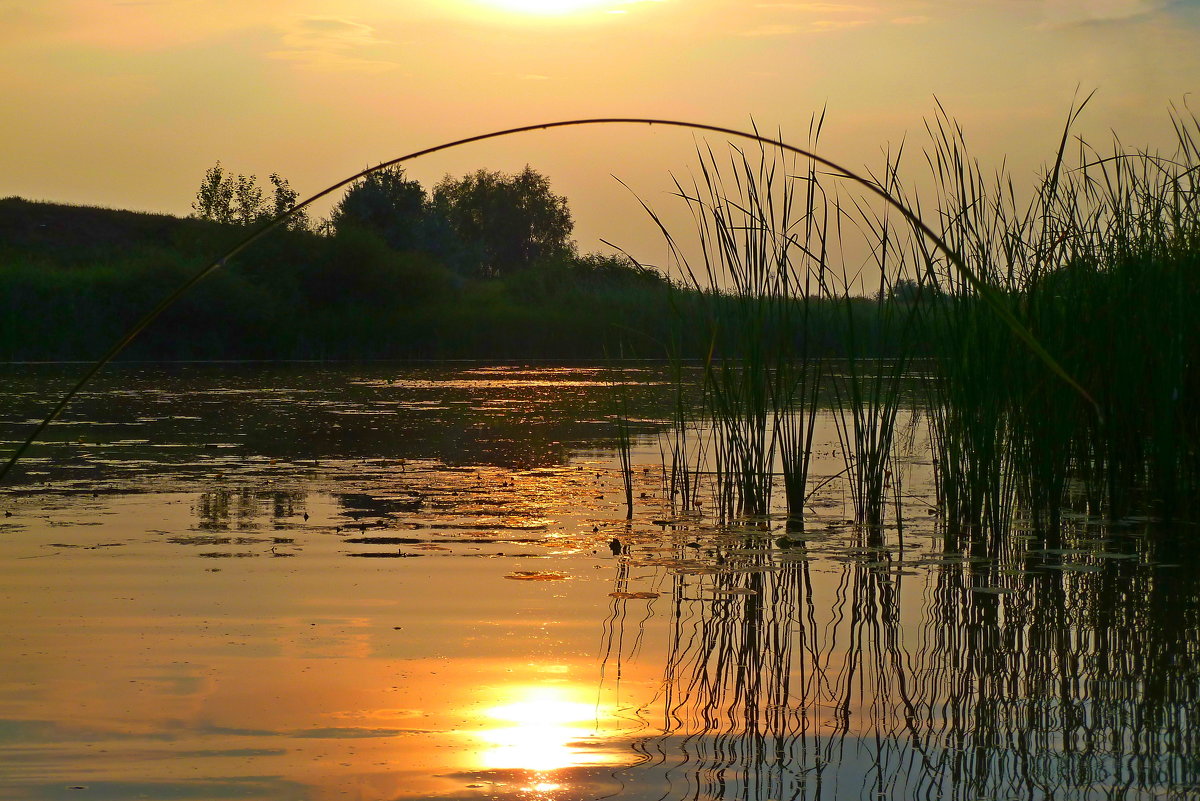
[
  {"left": 740, "top": 0, "right": 900, "bottom": 36},
  {"left": 1039, "top": 0, "right": 1173, "bottom": 27},
  {"left": 809, "top": 18, "right": 870, "bottom": 31},
  {"left": 740, "top": 23, "right": 803, "bottom": 36},
  {"left": 753, "top": 2, "right": 872, "bottom": 10},
  {"left": 267, "top": 50, "right": 400, "bottom": 73},
  {"left": 280, "top": 17, "right": 385, "bottom": 50},
  {"left": 270, "top": 17, "right": 399, "bottom": 73}
]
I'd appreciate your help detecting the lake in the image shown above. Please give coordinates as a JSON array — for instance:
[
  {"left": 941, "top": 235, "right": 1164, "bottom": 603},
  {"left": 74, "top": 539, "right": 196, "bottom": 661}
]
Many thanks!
[{"left": 0, "top": 363, "right": 1195, "bottom": 801}]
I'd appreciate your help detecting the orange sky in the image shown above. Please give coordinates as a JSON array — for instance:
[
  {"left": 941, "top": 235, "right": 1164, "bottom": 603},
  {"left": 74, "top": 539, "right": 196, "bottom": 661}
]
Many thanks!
[{"left": 2, "top": 0, "right": 1197, "bottom": 264}]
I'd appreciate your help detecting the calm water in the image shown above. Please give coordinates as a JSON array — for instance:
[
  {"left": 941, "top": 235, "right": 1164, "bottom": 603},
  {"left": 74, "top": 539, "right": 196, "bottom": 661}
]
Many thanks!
[{"left": 0, "top": 364, "right": 1195, "bottom": 801}]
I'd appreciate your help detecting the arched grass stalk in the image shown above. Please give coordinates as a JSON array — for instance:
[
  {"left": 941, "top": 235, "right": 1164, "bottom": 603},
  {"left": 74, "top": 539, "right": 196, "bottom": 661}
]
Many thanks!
[{"left": 0, "top": 117, "right": 1089, "bottom": 485}]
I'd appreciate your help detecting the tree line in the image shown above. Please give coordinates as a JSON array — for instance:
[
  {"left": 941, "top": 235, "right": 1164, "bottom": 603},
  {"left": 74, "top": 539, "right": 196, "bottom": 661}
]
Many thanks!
[
  {"left": 0, "top": 162, "right": 889, "bottom": 362},
  {"left": 0, "top": 161, "right": 675, "bottom": 362},
  {"left": 190, "top": 162, "right": 577, "bottom": 279}
]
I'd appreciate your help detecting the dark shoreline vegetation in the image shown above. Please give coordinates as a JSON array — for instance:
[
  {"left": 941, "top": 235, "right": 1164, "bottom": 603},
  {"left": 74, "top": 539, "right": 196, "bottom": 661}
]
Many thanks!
[
  {"left": 0, "top": 195, "right": 683, "bottom": 362},
  {"left": 2, "top": 103, "right": 1198, "bottom": 539}
]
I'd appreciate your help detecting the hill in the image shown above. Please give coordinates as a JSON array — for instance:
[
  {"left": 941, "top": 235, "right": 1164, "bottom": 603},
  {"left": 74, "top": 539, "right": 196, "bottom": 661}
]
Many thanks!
[{"left": 0, "top": 196, "right": 227, "bottom": 263}]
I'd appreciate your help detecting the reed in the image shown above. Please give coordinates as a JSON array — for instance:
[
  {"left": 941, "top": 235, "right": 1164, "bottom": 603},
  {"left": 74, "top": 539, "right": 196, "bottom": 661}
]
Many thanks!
[
  {"left": 636, "top": 98, "right": 1198, "bottom": 544},
  {"left": 657, "top": 353, "right": 706, "bottom": 515},
  {"left": 918, "top": 104, "right": 1027, "bottom": 546},
  {"left": 613, "top": 374, "right": 635, "bottom": 519},
  {"left": 645, "top": 120, "right": 840, "bottom": 524},
  {"left": 649, "top": 129, "right": 933, "bottom": 535},
  {"left": 678, "top": 144, "right": 783, "bottom": 519},
  {"left": 774, "top": 113, "right": 833, "bottom": 527},
  {"left": 918, "top": 98, "right": 1200, "bottom": 539},
  {"left": 826, "top": 143, "right": 926, "bottom": 535}
]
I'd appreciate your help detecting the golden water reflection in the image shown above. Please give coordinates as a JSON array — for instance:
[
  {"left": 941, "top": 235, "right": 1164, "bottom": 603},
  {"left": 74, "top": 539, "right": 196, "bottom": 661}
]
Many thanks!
[{"left": 473, "top": 684, "right": 625, "bottom": 787}]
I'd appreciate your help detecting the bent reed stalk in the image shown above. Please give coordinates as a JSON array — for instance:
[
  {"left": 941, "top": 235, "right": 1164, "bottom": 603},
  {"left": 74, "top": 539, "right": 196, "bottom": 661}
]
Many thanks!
[
  {"left": 10, "top": 107, "right": 1192, "bottom": 545},
  {"left": 0, "top": 117, "right": 1081, "bottom": 486}
]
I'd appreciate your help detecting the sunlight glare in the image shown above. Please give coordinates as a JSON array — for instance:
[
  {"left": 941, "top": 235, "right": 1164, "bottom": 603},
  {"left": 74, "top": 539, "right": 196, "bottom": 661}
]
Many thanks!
[
  {"left": 476, "top": 687, "right": 603, "bottom": 772},
  {"left": 488, "top": 692, "right": 595, "bottom": 725},
  {"left": 475, "top": 0, "right": 614, "bottom": 15}
]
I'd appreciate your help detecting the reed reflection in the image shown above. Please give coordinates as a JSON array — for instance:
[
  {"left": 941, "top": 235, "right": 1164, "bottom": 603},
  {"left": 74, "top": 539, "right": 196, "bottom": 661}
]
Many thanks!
[{"left": 605, "top": 519, "right": 1200, "bottom": 800}]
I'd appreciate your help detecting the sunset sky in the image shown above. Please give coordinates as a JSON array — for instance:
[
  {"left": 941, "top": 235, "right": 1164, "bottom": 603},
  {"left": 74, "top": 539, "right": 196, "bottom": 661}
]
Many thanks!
[{"left": 2, "top": 0, "right": 1197, "bottom": 263}]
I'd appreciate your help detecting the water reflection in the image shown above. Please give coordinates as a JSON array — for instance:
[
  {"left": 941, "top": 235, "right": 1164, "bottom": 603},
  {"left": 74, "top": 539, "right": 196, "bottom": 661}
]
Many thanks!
[
  {"left": 195, "top": 487, "right": 307, "bottom": 531},
  {"left": 476, "top": 687, "right": 613, "bottom": 774},
  {"left": 603, "top": 519, "right": 1200, "bottom": 800},
  {"left": 2, "top": 364, "right": 1198, "bottom": 801}
]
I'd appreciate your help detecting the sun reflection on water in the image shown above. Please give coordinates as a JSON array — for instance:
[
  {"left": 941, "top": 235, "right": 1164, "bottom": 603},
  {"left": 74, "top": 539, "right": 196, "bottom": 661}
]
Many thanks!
[{"left": 475, "top": 686, "right": 613, "bottom": 775}]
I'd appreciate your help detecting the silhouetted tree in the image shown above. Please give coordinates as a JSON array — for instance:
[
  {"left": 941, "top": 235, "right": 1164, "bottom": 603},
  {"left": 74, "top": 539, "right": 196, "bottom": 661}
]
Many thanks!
[
  {"left": 267, "top": 173, "right": 310, "bottom": 231},
  {"left": 192, "top": 163, "right": 308, "bottom": 229},
  {"left": 329, "top": 166, "right": 429, "bottom": 251},
  {"left": 192, "top": 162, "right": 236, "bottom": 224},
  {"left": 231, "top": 174, "right": 263, "bottom": 226},
  {"left": 432, "top": 166, "right": 574, "bottom": 277},
  {"left": 879, "top": 277, "right": 941, "bottom": 304}
]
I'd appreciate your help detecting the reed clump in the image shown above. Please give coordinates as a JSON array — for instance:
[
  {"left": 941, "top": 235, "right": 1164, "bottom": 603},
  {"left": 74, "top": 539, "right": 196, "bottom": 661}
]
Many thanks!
[
  {"left": 647, "top": 120, "right": 839, "bottom": 524},
  {"left": 651, "top": 99, "right": 1200, "bottom": 540},
  {"left": 921, "top": 100, "right": 1200, "bottom": 540}
]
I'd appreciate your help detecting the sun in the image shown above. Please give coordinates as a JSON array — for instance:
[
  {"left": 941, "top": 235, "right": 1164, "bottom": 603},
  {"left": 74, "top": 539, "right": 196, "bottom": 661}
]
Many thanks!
[{"left": 476, "top": 0, "right": 614, "bottom": 15}]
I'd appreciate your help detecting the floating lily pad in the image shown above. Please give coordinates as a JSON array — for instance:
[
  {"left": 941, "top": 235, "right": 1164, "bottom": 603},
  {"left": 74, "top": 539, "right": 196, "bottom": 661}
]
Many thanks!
[
  {"left": 609, "top": 591, "right": 660, "bottom": 599},
  {"left": 672, "top": 566, "right": 724, "bottom": 575},
  {"left": 504, "top": 571, "right": 569, "bottom": 581}
]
